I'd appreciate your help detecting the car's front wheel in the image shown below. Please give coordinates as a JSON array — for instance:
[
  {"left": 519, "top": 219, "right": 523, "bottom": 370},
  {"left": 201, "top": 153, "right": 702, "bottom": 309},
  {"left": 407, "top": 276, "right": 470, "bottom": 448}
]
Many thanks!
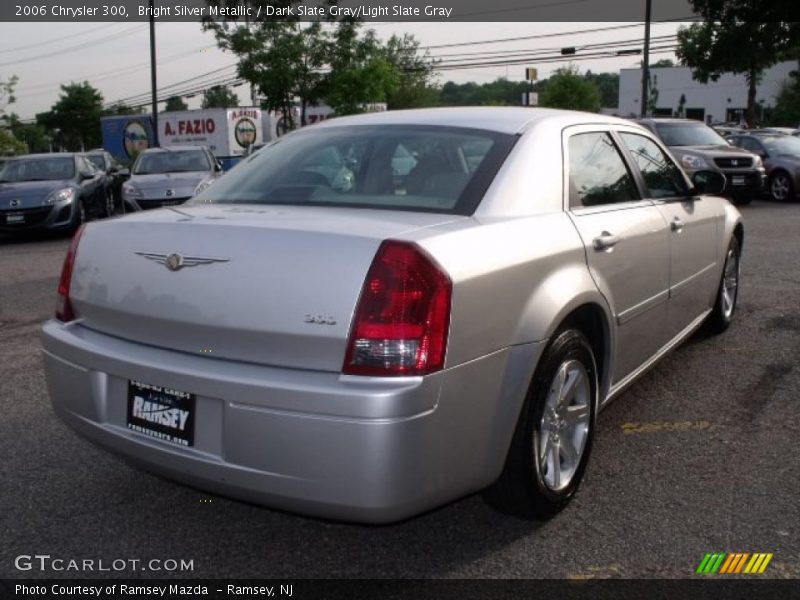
[
  {"left": 769, "top": 171, "right": 794, "bottom": 203},
  {"left": 485, "top": 329, "right": 597, "bottom": 519}
]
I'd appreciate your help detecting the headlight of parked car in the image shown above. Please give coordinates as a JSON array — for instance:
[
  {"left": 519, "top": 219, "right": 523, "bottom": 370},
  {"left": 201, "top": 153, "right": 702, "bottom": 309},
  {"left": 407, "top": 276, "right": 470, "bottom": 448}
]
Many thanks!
[
  {"left": 122, "top": 183, "right": 143, "bottom": 198},
  {"left": 751, "top": 155, "right": 764, "bottom": 169},
  {"left": 681, "top": 155, "right": 709, "bottom": 170},
  {"left": 44, "top": 187, "right": 77, "bottom": 205},
  {"left": 193, "top": 178, "right": 215, "bottom": 197}
]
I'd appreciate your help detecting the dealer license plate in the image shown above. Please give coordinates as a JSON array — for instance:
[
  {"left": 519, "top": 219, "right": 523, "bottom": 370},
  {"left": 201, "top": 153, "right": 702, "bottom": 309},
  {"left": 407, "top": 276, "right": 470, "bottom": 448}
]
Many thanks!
[
  {"left": 127, "top": 380, "right": 195, "bottom": 447},
  {"left": 5, "top": 214, "right": 25, "bottom": 224},
  {"left": 731, "top": 176, "right": 746, "bottom": 186}
]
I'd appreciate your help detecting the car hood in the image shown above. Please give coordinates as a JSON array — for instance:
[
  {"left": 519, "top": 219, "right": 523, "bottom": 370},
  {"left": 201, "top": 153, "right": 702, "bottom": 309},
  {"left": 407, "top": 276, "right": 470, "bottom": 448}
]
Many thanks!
[
  {"left": 668, "top": 144, "right": 754, "bottom": 158},
  {"left": 771, "top": 154, "right": 800, "bottom": 166},
  {"left": 0, "top": 179, "right": 75, "bottom": 210}
]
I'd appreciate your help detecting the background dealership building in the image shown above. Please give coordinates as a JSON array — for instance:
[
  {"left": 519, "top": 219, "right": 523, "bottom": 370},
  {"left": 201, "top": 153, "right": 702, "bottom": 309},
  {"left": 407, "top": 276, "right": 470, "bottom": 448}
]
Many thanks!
[{"left": 618, "top": 61, "right": 797, "bottom": 123}]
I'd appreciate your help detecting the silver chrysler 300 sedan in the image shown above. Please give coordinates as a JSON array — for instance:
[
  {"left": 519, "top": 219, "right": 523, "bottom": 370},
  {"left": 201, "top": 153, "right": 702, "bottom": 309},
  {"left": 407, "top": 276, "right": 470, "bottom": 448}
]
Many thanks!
[{"left": 42, "top": 108, "right": 743, "bottom": 523}]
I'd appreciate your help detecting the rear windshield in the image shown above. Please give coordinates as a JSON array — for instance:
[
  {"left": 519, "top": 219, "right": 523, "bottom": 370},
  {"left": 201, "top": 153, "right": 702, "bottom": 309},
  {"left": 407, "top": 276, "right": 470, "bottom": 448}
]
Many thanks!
[
  {"left": 655, "top": 123, "right": 728, "bottom": 147},
  {"left": 0, "top": 156, "right": 75, "bottom": 182},
  {"left": 191, "top": 125, "right": 516, "bottom": 215},
  {"left": 133, "top": 149, "right": 210, "bottom": 174}
]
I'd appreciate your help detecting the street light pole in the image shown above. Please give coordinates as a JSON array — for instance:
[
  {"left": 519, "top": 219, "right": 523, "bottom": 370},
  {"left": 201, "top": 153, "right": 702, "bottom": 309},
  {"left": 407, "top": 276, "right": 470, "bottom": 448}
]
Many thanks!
[
  {"left": 149, "top": 0, "right": 159, "bottom": 146},
  {"left": 640, "top": 0, "right": 652, "bottom": 117}
]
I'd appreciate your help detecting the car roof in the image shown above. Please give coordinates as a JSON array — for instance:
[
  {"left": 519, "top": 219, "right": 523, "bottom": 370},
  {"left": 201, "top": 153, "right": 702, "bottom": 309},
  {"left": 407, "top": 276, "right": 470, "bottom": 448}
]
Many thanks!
[
  {"left": 637, "top": 117, "right": 707, "bottom": 125},
  {"left": 313, "top": 106, "right": 637, "bottom": 135},
  {"left": 5, "top": 153, "right": 77, "bottom": 160}
]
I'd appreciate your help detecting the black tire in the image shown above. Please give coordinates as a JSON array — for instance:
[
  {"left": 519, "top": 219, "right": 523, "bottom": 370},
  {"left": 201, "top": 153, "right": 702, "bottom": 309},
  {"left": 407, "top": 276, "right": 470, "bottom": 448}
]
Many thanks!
[
  {"left": 103, "top": 188, "right": 115, "bottom": 218},
  {"left": 70, "top": 198, "right": 86, "bottom": 233},
  {"left": 484, "top": 329, "right": 598, "bottom": 519},
  {"left": 769, "top": 171, "right": 795, "bottom": 203},
  {"left": 707, "top": 235, "right": 741, "bottom": 333}
]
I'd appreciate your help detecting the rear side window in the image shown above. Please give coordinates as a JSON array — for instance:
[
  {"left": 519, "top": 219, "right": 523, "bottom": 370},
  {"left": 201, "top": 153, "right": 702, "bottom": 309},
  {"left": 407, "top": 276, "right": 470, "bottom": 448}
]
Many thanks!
[
  {"left": 619, "top": 133, "right": 688, "bottom": 199},
  {"left": 568, "top": 132, "right": 639, "bottom": 207}
]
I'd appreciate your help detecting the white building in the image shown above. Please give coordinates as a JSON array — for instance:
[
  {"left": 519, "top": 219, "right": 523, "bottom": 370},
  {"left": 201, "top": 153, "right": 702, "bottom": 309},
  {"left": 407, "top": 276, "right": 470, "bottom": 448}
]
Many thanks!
[{"left": 618, "top": 61, "right": 796, "bottom": 123}]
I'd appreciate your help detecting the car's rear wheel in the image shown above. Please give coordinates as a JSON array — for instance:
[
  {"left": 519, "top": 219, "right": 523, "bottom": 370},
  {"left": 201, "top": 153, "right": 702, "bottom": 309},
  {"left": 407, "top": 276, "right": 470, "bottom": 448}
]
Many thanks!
[
  {"left": 769, "top": 171, "right": 794, "bottom": 203},
  {"left": 484, "top": 329, "right": 597, "bottom": 519},
  {"left": 707, "top": 235, "right": 741, "bottom": 333}
]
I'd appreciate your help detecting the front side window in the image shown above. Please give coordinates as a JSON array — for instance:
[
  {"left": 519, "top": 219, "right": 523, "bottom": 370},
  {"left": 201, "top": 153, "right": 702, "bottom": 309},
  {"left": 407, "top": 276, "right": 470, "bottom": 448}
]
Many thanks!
[
  {"left": 619, "top": 133, "right": 688, "bottom": 199},
  {"left": 85, "top": 154, "right": 106, "bottom": 171},
  {"left": 568, "top": 132, "right": 639, "bottom": 208},
  {"left": 191, "top": 125, "right": 515, "bottom": 215}
]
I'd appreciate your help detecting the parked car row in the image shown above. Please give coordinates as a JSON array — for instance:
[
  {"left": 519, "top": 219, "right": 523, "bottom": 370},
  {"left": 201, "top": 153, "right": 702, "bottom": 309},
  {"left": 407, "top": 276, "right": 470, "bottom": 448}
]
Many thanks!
[
  {"left": 0, "top": 145, "right": 223, "bottom": 234},
  {"left": 638, "top": 117, "right": 800, "bottom": 205}
]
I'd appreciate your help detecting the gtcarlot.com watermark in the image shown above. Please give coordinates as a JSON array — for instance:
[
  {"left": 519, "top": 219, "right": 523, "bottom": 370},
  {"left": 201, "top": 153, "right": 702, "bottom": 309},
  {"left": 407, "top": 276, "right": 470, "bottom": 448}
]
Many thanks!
[{"left": 14, "top": 554, "right": 194, "bottom": 573}]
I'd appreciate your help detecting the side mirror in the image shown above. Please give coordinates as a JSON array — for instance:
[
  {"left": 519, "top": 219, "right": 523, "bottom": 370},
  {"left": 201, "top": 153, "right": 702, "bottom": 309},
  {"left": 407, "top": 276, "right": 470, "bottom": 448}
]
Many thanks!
[
  {"left": 692, "top": 170, "right": 726, "bottom": 195},
  {"left": 79, "top": 170, "right": 95, "bottom": 181},
  {"left": 214, "top": 162, "right": 223, "bottom": 173}
]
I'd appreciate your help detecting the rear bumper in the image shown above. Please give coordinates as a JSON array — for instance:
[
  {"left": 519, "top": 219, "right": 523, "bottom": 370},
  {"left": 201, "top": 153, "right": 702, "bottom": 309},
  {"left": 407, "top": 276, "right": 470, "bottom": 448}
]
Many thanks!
[{"left": 41, "top": 321, "right": 541, "bottom": 523}]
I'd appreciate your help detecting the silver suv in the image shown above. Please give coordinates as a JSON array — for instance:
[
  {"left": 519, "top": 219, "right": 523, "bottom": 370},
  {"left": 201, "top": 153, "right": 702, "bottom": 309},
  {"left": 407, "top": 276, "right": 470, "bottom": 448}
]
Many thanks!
[{"left": 637, "top": 118, "right": 765, "bottom": 205}]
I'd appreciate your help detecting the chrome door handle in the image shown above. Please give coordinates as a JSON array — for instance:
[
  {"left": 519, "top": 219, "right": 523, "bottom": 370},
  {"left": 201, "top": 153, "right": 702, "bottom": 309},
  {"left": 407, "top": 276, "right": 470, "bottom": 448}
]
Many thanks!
[
  {"left": 592, "top": 231, "right": 620, "bottom": 251},
  {"left": 671, "top": 218, "right": 684, "bottom": 232}
]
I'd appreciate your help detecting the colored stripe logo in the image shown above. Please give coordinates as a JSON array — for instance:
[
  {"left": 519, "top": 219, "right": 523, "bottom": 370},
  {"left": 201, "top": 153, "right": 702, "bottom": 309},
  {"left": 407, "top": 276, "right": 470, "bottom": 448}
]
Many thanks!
[{"left": 696, "top": 552, "right": 773, "bottom": 574}]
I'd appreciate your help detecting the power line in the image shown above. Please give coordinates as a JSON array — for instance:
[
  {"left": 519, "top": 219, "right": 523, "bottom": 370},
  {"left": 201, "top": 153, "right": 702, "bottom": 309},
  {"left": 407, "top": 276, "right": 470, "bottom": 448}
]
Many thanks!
[
  {"left": 0, "top": 23, "right": 125, "bottom": 54},
  {"left": 0, "top": 25, "right": 148, "bottom": 67}
]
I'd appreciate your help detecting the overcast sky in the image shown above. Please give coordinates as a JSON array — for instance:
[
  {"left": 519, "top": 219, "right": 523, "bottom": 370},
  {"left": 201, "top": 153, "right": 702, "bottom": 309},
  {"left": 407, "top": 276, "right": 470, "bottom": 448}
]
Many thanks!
[{"left": 1, "top": 21, "right": 683, "bottom": 119}]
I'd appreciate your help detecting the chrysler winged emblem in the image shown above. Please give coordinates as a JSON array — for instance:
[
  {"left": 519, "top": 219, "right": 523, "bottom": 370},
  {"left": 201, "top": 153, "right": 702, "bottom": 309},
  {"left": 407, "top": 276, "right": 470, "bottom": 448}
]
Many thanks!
[{"left": 134, "top": 251, "right": 229, "bottom": 271}]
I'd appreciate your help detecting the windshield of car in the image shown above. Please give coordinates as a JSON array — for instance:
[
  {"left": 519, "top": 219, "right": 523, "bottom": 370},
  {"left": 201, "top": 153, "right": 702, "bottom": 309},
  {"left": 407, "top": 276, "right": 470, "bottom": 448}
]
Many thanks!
[
  {"left": 0, "top": 156, "right": 75, "bottom": 182},
  {"left": 190, "top": 125, "right": 515, "bottom": 215},
  {"left": 85, "top": 154, "right": 106, "bottom": 170},
  {"left": 761, "top": 135, "right": 800, "bottom": 156},
  {"left": 655, "top": 123, "right": 729, "bottom": 147},
  {"left": 133, "top": 149, "right": 210, "bottom": 174}
]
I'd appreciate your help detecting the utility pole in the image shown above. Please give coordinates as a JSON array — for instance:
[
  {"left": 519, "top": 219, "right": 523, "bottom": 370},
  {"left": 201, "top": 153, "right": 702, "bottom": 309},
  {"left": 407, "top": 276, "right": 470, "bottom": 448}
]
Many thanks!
[
  {"left": 149, "top": 0, "right": 159, "bottom": 146},
  {"left": 640, "top": 0, "right": 652, "bottom": 117}
]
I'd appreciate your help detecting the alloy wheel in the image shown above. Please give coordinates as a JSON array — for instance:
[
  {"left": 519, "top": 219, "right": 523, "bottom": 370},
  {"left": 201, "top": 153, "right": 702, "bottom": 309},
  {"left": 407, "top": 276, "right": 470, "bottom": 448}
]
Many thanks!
[
  {"left": 771, "top": 174, "right": 790, "bottom": 202},
  {"left": 721, "top": 244, "right": 740, "bottom": 320},
  {"left": 537, "top": 359, "right": 591, "bottom": 491}
]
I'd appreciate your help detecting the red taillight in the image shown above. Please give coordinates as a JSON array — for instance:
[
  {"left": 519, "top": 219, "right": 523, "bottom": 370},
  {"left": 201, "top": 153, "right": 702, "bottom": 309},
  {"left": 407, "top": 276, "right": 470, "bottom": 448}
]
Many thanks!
[
  {"left": 343, "top": 240, "right": 452, "bottom": 376},
  {"left": 55, "top": 225, "right": 85, "bottom": 322}
]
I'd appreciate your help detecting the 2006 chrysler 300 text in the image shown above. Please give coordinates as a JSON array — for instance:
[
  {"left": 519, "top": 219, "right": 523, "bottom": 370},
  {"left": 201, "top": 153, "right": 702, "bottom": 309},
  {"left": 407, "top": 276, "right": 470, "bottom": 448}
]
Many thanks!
[{"left": 42, "top": 108, "right": 743, "bottom": 523}]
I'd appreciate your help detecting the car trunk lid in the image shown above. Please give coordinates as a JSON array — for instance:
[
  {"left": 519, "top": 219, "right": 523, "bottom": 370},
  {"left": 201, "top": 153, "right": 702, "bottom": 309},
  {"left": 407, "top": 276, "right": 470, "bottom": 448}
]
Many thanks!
[{"left": 69, "top": 204, "right": 463, "bottom": 372}]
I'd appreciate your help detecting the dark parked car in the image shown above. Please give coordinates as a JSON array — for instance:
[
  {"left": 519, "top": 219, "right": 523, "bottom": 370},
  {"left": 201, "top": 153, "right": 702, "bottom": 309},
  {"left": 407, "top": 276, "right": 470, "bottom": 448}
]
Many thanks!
[
  {"left": 84, "top": 150, "right": 126, "bottom": 214},
  {"left": 637, "top": 118, "right": 765, "bottom": 205},
  {"left": 727, "top": 133, "right": 800, "bottom": 202},
  {"left": 0, "top": 153, "right": 109, "bottom": 233}
]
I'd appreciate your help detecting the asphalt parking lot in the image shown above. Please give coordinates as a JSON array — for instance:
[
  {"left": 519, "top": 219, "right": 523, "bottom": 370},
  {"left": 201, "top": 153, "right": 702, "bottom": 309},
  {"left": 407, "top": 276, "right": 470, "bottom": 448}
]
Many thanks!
[{"left": 1, "top": 200, "right": 798, "bottom": 580}]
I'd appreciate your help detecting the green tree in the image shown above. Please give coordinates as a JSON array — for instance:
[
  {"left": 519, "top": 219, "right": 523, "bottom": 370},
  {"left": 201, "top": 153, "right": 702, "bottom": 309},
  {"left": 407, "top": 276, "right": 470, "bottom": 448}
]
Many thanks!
[
  {"left": 201, "top": 84, "right": 239, "bottom": 109},
  {"left": 37, "top": 81, "right": 104, "bottom": 151},
  {"left": 165, "top": 95, "right": 188, "bottom": 111},
  {"left": 326, "top": 25, "right": 397, "bottom": 115},
  {"left": 584, "top": 71, "right": 619, "bottom": 107},
  {"left": 382, "top": 34, "right": 438, "bottom": 110},
  {"left": 539, "top": 66, "right": 601, "bottom": 112},
  {"left": 205, "top": 8, "right": 330, "bottom": 128},
  {"left": 676, "top": 4, "right": 799, "bottom": 126},
  {"left": 6, "top": 113, "right": 49, "bottom": 153},
  {"left": 0, "top": 75, "right": 28, "bottom": 155},
  {"left": 104, "top": 102, "right": 143, "bottom": 116},
  {"left": 651, "top": 59, "right": 675, "bottom": 68},
  {"left": 770, "top": 68, "right": 800, "bottom": 126}
]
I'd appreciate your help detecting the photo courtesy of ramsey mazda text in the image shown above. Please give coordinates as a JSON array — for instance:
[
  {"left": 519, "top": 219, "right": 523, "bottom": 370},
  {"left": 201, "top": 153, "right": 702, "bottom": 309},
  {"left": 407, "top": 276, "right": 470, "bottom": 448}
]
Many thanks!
[{"left": 42, "top": 107, "right": 743, "bottom": 523}]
